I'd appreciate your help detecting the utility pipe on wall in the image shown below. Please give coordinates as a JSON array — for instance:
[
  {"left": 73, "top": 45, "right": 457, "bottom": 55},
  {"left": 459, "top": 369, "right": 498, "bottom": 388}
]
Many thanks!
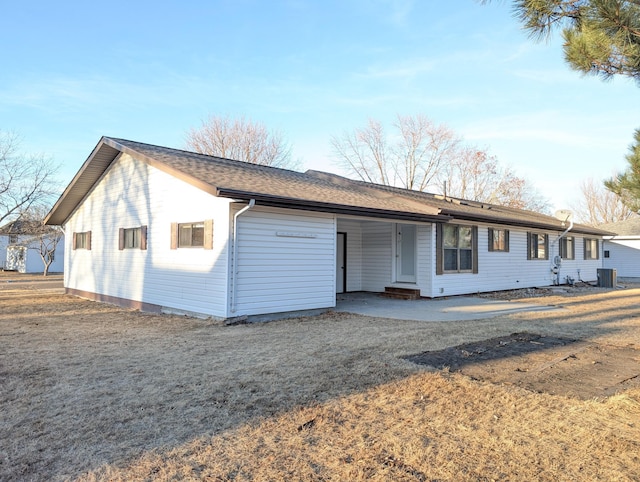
[
  {"left": 550, "top": 215, "right": 574, "bottom": 285},
  {"left": 230, "top": 199, "right": 256, "bottom": 314}
]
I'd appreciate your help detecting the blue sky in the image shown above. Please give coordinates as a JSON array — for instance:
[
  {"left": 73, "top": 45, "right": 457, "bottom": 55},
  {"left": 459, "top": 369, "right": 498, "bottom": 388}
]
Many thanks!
[{"left": 1, "top": 0, "right": 638, "bottom": 212}]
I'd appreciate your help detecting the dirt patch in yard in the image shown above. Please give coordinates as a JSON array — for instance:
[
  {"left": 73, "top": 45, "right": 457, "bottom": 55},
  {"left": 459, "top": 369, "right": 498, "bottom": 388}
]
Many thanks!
[{"left": 405, "top": 332, "right": 640, "bottom": 400}]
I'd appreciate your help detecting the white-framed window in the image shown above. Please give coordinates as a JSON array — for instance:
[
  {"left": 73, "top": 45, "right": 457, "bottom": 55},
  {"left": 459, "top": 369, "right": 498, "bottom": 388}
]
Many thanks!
[{"left": 438, "top": 224, "right": 477, "bottom": 273}]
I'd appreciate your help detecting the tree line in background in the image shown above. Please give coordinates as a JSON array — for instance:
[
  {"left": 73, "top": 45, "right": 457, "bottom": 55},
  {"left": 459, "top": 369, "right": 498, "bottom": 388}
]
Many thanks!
[
  {"left": 329, "top": 115, "right": 550, "bottom": 213},
  {"left": 186, "top": 114, "right": 552, "bottom": 213},
  {"left": 186, "top": 112, "right": 636, "bottom": 223}
]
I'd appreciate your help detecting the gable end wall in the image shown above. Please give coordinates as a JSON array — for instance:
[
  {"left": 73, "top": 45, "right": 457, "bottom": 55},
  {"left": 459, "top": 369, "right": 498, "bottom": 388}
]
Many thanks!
[{"left": 64, "top": 153, "right": 231, "bottom": 318}]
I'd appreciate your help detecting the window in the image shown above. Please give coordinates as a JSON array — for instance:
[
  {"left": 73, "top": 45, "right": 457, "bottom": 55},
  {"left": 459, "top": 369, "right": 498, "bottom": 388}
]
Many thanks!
[
  {"left": 437, "top": 224, "right": 478, "bottom": 274},
  {"left": 584, "top": 238, "right": 599, "bottom": 260},
  {"left": 119, "top": 226, "right": 147, "bottom": 250},
  {"left": 488, "top": 228, "right": 509, "bottom": 252},
  {"left": 604, "top": 250, "right": 610, "bottom": 258},
  {"left": 73, "top": 231, "right": 91, "bottom": 250},
  {"left": 179, "top": 222, "right": 204, "bottom": 247},
  {"left": 125, "top": 227, "right": 141, "bottom": 248},
  {"left": 559, "top": 236, "right": 575, "bottom": 260},
  {"left": 527, "top": 232, "right": 548, "bottom": 260},
  {"left": 171, "top": 220, "right": 213, "bottom": 250}
]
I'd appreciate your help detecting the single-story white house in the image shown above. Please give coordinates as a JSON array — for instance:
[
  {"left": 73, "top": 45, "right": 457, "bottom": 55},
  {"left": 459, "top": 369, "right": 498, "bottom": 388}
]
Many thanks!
[
  {"left": 45, "top": 137, "right": 611, "bottom": 320},
  {"left": 0, "top": 220, "right": 65, "bottom": 274},
  {"left": 601, "top": 216, "right": 640, "bottom": 278}
]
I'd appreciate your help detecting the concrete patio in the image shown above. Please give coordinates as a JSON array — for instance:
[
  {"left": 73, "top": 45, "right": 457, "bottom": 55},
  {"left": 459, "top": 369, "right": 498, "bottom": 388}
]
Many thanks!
[{"left": 334, "top": 292, "right": 562, "bottom": 322}]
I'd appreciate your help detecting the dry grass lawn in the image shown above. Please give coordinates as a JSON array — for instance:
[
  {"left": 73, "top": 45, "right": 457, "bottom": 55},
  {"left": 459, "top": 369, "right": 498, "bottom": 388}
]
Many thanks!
[{"left": 1, "top": 275, "right": 640, "bottom": 481}]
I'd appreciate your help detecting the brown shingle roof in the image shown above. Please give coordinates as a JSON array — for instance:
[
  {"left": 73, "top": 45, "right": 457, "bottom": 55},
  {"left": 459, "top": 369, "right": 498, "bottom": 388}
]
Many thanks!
[
  {"left": 599, "top": 215, "right": 640, "bottom": 236},
  {"left": 44, "top": 137, "right": 611, "bottom": 236}
]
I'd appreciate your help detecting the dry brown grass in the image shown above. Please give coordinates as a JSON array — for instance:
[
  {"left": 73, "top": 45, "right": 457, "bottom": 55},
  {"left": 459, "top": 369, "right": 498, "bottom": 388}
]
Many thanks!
[{"left": 1, "top": 282, "right": 640, "bottom": 481}]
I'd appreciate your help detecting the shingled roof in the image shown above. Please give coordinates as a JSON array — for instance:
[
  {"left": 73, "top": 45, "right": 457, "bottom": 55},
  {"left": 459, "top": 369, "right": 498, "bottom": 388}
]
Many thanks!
[
  {"left": 44, "top": 137, "right": 610, "bottom": 236},
  {"left": 599, "top": 216, "right": 640, "bottom": 236}
]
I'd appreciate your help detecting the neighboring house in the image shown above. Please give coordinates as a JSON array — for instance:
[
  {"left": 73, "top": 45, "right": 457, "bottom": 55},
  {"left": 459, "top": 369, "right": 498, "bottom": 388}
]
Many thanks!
[
  {"left": 601, "top": 216, "right": 640, "bottom": 278},
  {"left": 45, "top": 137, "right": 611, "bottom": 320},
  {"left": 0, "top": 220, "right": 65, "bottom": 274}
]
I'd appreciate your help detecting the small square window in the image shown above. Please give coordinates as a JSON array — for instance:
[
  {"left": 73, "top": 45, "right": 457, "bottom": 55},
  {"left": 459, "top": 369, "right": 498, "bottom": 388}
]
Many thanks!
[
  {"left": 488, "top": 228, "right": 509, "bottom": 252},
  {"left": 74, "top": 231, "right": 90, "bottom": 250},
  {"left": 124, "top": 227, "right": 141, "bottom": 249},
  {"left": 171, "top": 220, "right": 213, "bottom": 250},
  {"left": 179, "top": 222, "right": 205, "bottom": 248},
  {"left": 119, "top": 226, "right": 147, "bottom": 250}
]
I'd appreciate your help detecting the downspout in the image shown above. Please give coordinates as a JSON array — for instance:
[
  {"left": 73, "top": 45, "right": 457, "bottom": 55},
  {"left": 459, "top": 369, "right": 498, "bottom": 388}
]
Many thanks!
[
  {"left": 550, "top": 216, "right": 574, "bottom": 285},
  {"left": 230, "top": 199, "right": 256, "bottom": 314}
]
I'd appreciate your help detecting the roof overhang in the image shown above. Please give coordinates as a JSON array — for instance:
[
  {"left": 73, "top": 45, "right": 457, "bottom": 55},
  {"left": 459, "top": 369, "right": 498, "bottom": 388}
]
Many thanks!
[
  {"left": 440, "top": 210, "right": 613, "bottom": 236},
  {"left": 45, "top": 137, "right": 218, "bottom": 225},
  {"left": 217, "top": 188, "right": 451, "bottom": 223}
]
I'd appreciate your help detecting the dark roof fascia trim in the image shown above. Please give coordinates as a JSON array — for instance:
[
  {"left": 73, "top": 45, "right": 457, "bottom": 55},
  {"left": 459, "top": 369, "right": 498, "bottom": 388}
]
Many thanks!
[
  {"left": 440, "top": 210, "right": 611, "bottom": 236},
  {"left": 217, "top": 188, "right": 451, "bottom": 223},
  {"left": 44, "top": 137, "right": 120, "bottom": 225},
  {"left": 45, "top": 137, "right": 222, "bottom": 225}
]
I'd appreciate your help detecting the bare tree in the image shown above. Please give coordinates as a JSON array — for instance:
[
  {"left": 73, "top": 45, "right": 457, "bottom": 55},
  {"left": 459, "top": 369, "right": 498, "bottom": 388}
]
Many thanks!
[
  {"left": 330, "top": 118, "right": 391, "bottom": 185},
  {"left": 0, "top": 131, "right": 59, "bottom": 225},
  {"left": 331, "top": 115, "right": 549, "bottom": 212},
  {"left": 12, "top": 207, "right": 64, "bottom": 276},
  {"left": 28, "top": 224, "right": 63, "bottom": 276},
  {"left": 570, "top": 177, "right": 634, "bottom": 226},
  {"left": 439, "top": 147, "right": 550, "bottom": 212},
  {"left": 331, "top": 114, "right": 460, "bottom": 190},
  {"left": 185, "top": 115, "right": 297, "bottom": 169}
]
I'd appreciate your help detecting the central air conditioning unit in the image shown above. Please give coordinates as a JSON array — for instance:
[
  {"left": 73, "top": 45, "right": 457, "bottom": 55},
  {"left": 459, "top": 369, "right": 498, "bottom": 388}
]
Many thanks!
[{"left": 597, "top": 268, "right": 617, "bottom": 288}]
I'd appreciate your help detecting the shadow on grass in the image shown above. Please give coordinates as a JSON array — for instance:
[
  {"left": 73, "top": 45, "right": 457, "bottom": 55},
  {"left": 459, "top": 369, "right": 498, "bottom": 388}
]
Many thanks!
[
  {"left": 2, "top": 288, "right": 640, "bottom": 480},
  {"left": 403, "top": 332, "right": 580, "bottom": 370}
]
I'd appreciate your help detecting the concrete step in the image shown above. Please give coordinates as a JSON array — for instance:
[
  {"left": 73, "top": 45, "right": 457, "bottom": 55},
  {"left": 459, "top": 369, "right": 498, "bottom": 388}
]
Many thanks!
[{"left": 381, "top": 287, "right": 421, "bottom": 300}]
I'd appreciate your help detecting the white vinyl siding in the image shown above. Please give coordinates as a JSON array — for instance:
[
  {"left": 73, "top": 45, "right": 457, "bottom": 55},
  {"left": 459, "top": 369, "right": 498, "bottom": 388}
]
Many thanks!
[
  {"left": 603, "top": 237, "right": 640, "bottom": 277},
  {"left": 415, "top": 223, "right": 432, "bottom": 296},
  {"left": 336, "top": 219, "right": 363, "bottom": 291},
  {"left": 336, "top": 219, "right": 432, "bottom": 297},
  {"left": 233, "top": 207, "right": 336, "bottom": 316},
  {"left": 361, "top": 221, "right": 392, "bottom": 292},
  {"left": 64, "top": 153, "right": 231, "bottom": 318},
  {"left": 429, "top": 226, "right": 602, "bottom": 297}
]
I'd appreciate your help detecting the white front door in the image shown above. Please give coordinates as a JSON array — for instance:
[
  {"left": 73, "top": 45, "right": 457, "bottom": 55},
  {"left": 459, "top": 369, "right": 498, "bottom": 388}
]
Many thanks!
[{"left": 396, "top": 223, "right": 416, "bottom": 283}]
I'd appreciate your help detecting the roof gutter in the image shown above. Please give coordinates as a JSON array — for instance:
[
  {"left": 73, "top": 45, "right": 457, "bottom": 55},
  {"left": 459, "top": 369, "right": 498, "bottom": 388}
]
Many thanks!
[
  {"left": 438, "top": 209, "right": 605, "bottom": 236},
  {"left": 230, "top": 199, "right": 256, "bottom": 314},
  {"left": 216, "top": 188, "right": 450, "bottom": 224}
]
